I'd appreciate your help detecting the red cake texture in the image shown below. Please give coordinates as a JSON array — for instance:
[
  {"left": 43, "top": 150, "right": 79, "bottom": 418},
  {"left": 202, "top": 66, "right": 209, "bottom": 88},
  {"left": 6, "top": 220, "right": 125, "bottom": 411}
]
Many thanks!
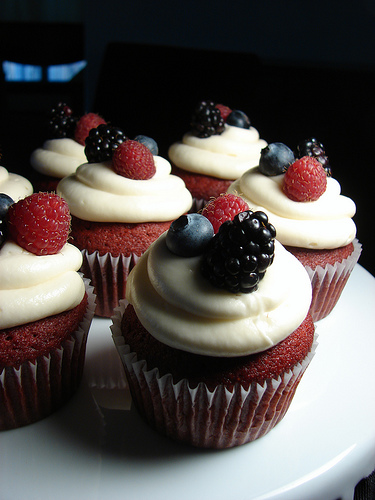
[
  {"left": 285, "top": 242, "right": 354, "bottom": 270},
  {"left": 70, "top": 216, "right": 172, "bottom": 317},
  {"left": 70, "top": 216, "right": 172, "bottom": 257},
  {"left": 114, "top": 304, "right": 316, "bottom": 448},
  {"left": 171, "top": 165, "right": 233, "bottom": 208},
  {"left": 0, "top": 289, "right": 94, "bottom": 430}
]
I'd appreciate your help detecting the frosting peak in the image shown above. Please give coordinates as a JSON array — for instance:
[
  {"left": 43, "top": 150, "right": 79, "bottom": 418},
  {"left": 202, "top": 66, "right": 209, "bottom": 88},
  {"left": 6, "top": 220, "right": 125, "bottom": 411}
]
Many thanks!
[
  {"left": 0, "top": 166, "right": 33, "bottom": 201},
  {"left": 126, "top": 234, "right": 312, "bottom": 357}
]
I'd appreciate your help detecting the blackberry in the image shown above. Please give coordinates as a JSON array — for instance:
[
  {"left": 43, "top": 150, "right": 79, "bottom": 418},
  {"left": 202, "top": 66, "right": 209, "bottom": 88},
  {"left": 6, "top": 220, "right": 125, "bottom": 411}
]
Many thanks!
[
  {"left": 296, "top": 137, "right": 331, "bottom": 176},
  {"left": 85, "top": 124, "right": 128, "bottom": 163},
  {"left": 48, "top": 102, "right": 78, "bottom": 139},
  {"left": 201, "top": 210, "right": 276, "bottom": 294},
  {"left": 190, "top": 100, "right": 225, "bottom": 138}
]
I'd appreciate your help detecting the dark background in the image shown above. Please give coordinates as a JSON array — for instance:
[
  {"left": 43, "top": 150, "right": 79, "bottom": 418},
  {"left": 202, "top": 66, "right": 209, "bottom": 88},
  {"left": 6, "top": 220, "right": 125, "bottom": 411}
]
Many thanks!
[{"left": 0, "top": 0, "right": 374, "bottom": 275}]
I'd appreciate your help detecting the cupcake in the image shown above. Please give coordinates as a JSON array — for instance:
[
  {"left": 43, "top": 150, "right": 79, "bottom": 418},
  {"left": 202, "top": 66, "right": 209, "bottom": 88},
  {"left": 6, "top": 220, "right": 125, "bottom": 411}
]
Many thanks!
[
  {"left": 57, "top": 127, "right": 193, "bottom": 318},
  {"left": 228, "top": 139, "right": 361, "bottom": 321},
  {"left": 0, "top": 165, "right": 33, "bottom": 201},
  {"left": 168, "top": 100, "right": 267, "bottom": 211},
  {"left": 0, "top": 192, "right": 95, "bottom": 430},
  {"left": 30, "top": 102, "right": 106, "bottom": 191},
  {"left": 112, "top": 209, "right": 316, "bottom": 449}
]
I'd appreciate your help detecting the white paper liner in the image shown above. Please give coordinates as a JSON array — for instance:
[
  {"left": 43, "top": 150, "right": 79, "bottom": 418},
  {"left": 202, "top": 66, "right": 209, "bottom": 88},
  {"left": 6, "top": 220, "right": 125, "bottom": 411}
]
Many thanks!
[
  {"left": 0, "top": 278, "right": 96, "bottom": 430},
  {"left": 111, "top": 301, "right": 318, "bottom": 449},
  {"left": 303, "top": 238, "right": 362, "bottom": 321},
  {"left": 80, "top": 249, "right": 141, "bottom": 318}
]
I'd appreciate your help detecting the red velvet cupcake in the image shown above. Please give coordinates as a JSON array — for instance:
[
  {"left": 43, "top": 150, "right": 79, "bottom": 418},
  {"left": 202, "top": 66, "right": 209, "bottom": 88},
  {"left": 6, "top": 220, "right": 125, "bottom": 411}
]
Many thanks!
[
  {"left": 168, "top": 101, "right": 267, "bottom": 211},
  {"left": 229, "top": 139, "right": 361, "bottom": 321},
  {"left": 0, "top": 193, "right": 95, "bottom": 430},
  {"left": 58, "top": 131, "right": 192, "bottom": 317},
  {"left": 112, "top": 211, "right": 316, "bottom": 448},
  {"left": 30, "top": 103, "right": 106, "bottom": 191}
]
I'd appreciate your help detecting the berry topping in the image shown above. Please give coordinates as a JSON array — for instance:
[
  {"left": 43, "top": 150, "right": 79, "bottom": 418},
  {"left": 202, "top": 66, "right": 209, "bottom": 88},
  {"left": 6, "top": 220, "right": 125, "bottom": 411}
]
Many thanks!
[
  {"left": 226, "top": 110, "right": 251, "bottom": 129},
  {"left": 259, "top": 142, "right": 295, "bottom": 176},
  {"left": 7, "top": 193, "right": 71, "bottom": 255},
  {"left": 283, "top": 156, "right": 327, "bottom": 202},
  {"left": 166, "top": 214, "right": 214, "bottom": 257},
  {"left": 0, "top": 193, "right": 14, "bottom": 249},
  {"left": 201, "top": 210, "right": 276, "bottom": 293},
  {"left": 191, "top": 100, "right": 225, "bottom": 138},
  {"left": 201, "top": 193, "right": 249, "bottom": 234},
  {"left": 74, "top": 112, "right": 107, "bottom": 146},
  {"left": 112, "top": 140, "right": 156, "bottom": 180},
  {"left": 48, "top": 102, "right": 78, "bottom": 139},
  {"left": 215, "top": 104, "right": 232, "bottom": 121},
  {"left": 85, "top": 124, "right": 128, "bottom": 163},
  {"left": 134, "top": 135, "right": 159, "bottom": 155},
  {"left": 296, "top": 137, "right": 332, "bottom": 176}
]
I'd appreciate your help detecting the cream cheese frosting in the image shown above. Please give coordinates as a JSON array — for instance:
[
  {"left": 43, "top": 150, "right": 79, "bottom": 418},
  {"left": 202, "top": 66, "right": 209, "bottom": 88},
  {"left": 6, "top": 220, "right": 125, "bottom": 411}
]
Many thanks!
[
  {"left": 126, "top": 234, "right": 312, "bottom": 357},
  {"left": 229, "top": 169, "right": 356, "bottom": 249},
  {"left": 57, "top": 156, "right": 193, "bottom": 222},
  {"left": 0, "top": 241, "right": 85, "bottom": 329},
  {"left": 0, "top": 166, "right": 33, "bottom": 201},
  {"left": 168, "top": 124, "right": 267, "bottom": 179},
  {"left": 30, "top": 138, "right": 87, "bottom": 178}
]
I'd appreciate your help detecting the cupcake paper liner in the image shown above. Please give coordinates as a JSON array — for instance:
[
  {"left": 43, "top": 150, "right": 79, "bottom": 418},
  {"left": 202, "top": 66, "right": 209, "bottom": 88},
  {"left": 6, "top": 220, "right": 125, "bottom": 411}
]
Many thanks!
[
  {"left": 304, "top": 238, "right": 362, "bottom": 322},
  {"left": 0, "top": 278, "right": 96, "bottom": 431},
  {"left": 80, "top": 249, "right": 141, "bottom": 318},
  {"left": 111, "top": 301, "right": 318, "bottom": 449}
]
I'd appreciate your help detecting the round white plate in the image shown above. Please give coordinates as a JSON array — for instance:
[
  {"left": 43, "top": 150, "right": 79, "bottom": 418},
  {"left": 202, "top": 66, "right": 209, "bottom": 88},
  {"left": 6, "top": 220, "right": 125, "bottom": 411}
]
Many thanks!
[{"left": 1, "top": 265, "right": 374, "bottom": 500}]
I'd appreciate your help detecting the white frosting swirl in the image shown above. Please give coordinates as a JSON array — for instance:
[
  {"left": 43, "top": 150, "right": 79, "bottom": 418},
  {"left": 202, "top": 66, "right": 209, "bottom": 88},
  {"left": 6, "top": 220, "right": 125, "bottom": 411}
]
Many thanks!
[
  {"left": 30, "top": 138, "right": 86, "bottom": 178},
  {"left": 229, "top": 169, "right": 356, "bottom": 249},
  {"left": 126, "top": 234, "right": 312, "bottom": 357},
  {"left": 0, "top": 166, "right": 33, "bottom": 201},
  {"left": 168, "top": 125, "right": 267, "bottom": 179},
  {"left": 0, "top": 241, "right": 85, "bottom": 329},
  {"left": 57, "top": 156, "right": 193, "bottom": 222}
]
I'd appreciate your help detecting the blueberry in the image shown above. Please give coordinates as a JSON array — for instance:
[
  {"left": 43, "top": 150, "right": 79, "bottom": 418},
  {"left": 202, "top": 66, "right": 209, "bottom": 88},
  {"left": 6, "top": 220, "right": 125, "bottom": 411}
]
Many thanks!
[
  {"left": 226, "top": 110, "right": 251, "bottom": 129},
  {"left": 166, "top": 214, "right": 214, "bottom": 257},
  {"left": 258, "top": 142, "right": 295, "bottom": 176},
  {"left": 0, "top": 193, "right": 14, "bottom": 218},
  {"left": 134, "top": 135, "right": 159, "bottom": 155}
]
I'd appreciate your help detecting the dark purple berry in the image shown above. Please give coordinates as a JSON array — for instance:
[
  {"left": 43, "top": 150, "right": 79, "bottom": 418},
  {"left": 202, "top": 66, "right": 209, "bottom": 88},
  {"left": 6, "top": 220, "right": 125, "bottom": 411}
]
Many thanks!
[
  {"left": 226, "top": 110, "right": 251, "bottom": 129},
  {"left": 201, "top": 210, "right": 275, "bottom": 293},
  {"left": 166, "top": 213, "right": 214, "bottom": 257},
  {"left": 296, "top": 137, "right": 331, "bottom": 176},
  {"left": 191, "top": 101, "right": 225, "bottom": 138},
  {"left": 48, "top": 102, "right": 78, "bottom": 139},
  {"left": 85, "top": 124, "right": 128, "bottom": 163},
  {"left": 259, "top": 142, "right": 295, "bottom": 176},
  {"left": 0, "top": 193, "right": 14, "bottom": 249}
]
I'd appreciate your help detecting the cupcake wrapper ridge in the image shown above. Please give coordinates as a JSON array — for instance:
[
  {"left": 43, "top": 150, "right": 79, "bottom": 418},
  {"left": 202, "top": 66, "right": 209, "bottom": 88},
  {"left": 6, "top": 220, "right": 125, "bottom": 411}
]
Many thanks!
[
  {"left": 306, "top": 238, "right": 361, "bottom": 321},
  {"left": 0, "top": 278, "right": 96, "bottom": 431},
  {"left": 111, "top": 301, "right": 318, "bottom": 449},
  {"left": 81, "top": 249, "right": 141, "bottom": 318}
]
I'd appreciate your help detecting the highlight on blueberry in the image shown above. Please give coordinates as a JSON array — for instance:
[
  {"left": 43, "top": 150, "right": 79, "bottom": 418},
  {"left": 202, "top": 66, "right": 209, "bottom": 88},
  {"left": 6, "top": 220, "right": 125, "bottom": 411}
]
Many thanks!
[
  {"left": 258, "top": 142, "right": 295, "bottom": 176},
  {"left": 166, "top": 213, "right": 214, "bottom": 257},
  {"left": 0, "top": 193, "right": 14, "bottom": 249},
  {"left": 134, "top": 135, "right": 159, "bottom": 156},
  {"left": 226, "top": 110, "right": 251, "bottom": 129}
]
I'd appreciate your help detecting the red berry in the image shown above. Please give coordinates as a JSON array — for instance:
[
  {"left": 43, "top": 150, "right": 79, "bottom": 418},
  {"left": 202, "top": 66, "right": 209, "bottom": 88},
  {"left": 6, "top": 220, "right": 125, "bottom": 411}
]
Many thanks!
[
  {"left": 112, "top": 140, "right": 156, "bottom": 180},
  {"left": 283, "top": 156, "right": 327, "bottom": 202},
  {"left": 74, "top": 112, "right": 106, "bottom": 145},
  {"left": 215, "top": 104, "right": 232, "bottom": 121},
  {"left": 201, "top": 193, "right": 249, "bottom": 233},
  {"left": 7, "top": 193, "right": 71, "bottom": 255}
]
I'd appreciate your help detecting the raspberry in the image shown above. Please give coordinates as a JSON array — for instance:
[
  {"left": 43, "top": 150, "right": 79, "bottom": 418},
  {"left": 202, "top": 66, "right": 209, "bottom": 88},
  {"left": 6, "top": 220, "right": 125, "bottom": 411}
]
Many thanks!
[
  {"left": 215, "top": 104, "right": 232, "bottom": 121},
  {"left": 112, "top": 140, "right": 156, "bottom": 180},
  {"left": 74, "top": 112, "right": 106, "bottom": 145},
  {"left": 283, "top": 156, "right": 327, "bottom": 202},
  {"left": 7, "top": 193, "right": 71, "bottom": 255},
  {"left": 201, "top": 193, "right": 249, "bottom": 234}
]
